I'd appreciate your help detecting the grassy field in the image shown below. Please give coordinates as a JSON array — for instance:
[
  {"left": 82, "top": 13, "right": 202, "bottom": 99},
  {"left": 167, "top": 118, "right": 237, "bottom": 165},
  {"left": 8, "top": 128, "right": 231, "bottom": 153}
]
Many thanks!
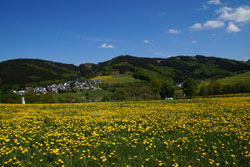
[
  {"left": 0, "top": 97, "right": 250, "bottom": 166},
  {"left": 53, "top": 90, "right": 111, "bottom": 102},
  {"left": 91, "top": 75, "right": 141, "bottom": 84}
]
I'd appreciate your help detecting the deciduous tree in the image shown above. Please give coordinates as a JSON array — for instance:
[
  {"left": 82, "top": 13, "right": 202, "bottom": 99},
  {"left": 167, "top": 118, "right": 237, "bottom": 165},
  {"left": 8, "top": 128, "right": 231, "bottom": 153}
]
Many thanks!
[
  {"left": 150, "top": 79, "right": 162, "bottom": 100},
  {"left": 159, "top": 81, "right": 175, "bottom": 99},
  {"left": 183, "top": 78, "right": 197, "bottom": 98},
  {"left": 112, "top": 88, "right": 128, "bottom": 101}
]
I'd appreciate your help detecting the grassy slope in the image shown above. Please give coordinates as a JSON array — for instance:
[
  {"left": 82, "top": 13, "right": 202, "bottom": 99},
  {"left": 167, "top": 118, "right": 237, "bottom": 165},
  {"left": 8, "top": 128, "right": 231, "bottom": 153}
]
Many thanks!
[
  {"left": 216, "top": 71, "right": 250, "bottom": 85},
  {"left": 199, "top": 71, "right": 250, "bottom": 88},
  {"left": 91, "top": 75, "right": 141, "bottom": 84}
]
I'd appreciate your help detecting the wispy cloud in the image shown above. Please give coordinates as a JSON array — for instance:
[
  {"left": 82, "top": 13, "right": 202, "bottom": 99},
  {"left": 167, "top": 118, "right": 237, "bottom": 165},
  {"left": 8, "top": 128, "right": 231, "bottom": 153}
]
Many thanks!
[
  {"left": 80, "top": 36, "right": 117, "bottom": 42},
  {"left": 208, "top": 0, "right": 222, "bottom": 5},
  {"left": 196, "top": 4, "right": 209, "bottom": 11},
  {"left": 158, "top": 12, "right": 167, "bottom": 16},
  {"left": 99, "top": 43, "right": 116, "bottom": 49},
  {"left": 202, "top": 5, "right": 209, "bottom": 10},
  {"left": 168, "top": 29, "right": 181, "bottom": 34},
  {"left": 192, "top": 40, "right": 198, "bottom": 44},
  {"left": 62, "top": 32, "right": 117, "bottom": 42},
  {"left": 144, "top": 40, "right": 150, "bottom": 44}
]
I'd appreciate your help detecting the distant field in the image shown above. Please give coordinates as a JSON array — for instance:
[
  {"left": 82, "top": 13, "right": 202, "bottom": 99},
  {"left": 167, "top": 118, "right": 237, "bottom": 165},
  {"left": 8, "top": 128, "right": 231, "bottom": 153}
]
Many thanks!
[
  {"left": 91, "top": 75, "right": 140, "bottom": 84},
  {"left": 0, "top": 97, "right": 249, "bottom": 166}
]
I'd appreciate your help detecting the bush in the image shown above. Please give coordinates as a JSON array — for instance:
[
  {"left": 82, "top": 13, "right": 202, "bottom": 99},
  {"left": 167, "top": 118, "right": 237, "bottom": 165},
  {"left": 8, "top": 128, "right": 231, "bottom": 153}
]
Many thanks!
[
  {"left": 112, "top": 88, "right": 128, "bottom": 101},
  {"left": 0, "top": 91, "right": 20, "bottom": 103},
  {"left": 40, "top": 93, "right": 54, "bottom": 103},
  {"left": 25, "top": 89, "right": 40, "bottom": 103},
  {"left": 102, "top": 94, "right": 112, "bottom": 101}
]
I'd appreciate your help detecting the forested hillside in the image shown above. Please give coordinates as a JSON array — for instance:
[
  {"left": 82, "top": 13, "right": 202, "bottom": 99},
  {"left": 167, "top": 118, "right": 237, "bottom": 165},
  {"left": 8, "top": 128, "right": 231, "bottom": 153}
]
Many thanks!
[
  {"left": 0, "top": 55, "right": 250, "bottom": 88},
  {"left": 0, "top": 59, "right": 79, "bottom": 86},
  {"left": 80, "top": 55, "right": 250, "bottom": 82}
]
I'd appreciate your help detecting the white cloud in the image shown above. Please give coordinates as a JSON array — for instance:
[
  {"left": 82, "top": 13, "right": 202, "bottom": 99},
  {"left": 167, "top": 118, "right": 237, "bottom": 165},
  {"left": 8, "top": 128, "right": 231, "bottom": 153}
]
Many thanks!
[
  {"left": 192, "top": 40, "right": 198, "bottom": 44},
  {"left": 217, "top": 6, "right": 250, "bottom": 23},
  {"left": 190, "top": 23, "right": 203, "bottom": 30},
  {"left": 226, "top": 22, "right": 241, "bottom": 33},
  {"left": 204, "top": 20, "right": 224, "bottom": 28},
  {"left": 208, "top": 0, "right": 222, "bottom": 5},
  {"left": 191, "top": 5, "right": 250, "bottom": 33},
  {"left": 190, "top": 21, "right": 224, "bottom": 31},
  {"left": 168, "top": 29, "right": 181, "bottom": 34},
  {"left": 99, "top": 43, "right": 116, "bottom": 48},
  {"left": 144, "top": 40, "right": 150, "bottom": 44},
  {"left": 216, "top": 6, "right": 233, "bottom": 13}
]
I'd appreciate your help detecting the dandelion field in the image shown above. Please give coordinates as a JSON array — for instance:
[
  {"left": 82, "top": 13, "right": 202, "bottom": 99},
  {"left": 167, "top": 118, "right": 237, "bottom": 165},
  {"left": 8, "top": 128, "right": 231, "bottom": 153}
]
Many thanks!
[{"left": 0, "top": 97, "right": 250, "bottom": 167}]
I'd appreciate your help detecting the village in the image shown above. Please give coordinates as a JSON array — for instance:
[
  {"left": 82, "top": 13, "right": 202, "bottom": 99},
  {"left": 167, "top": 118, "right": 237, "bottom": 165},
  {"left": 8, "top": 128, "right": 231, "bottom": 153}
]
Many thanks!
[{"left": 12, "top": 80, "right": 102, "bottom": 96}]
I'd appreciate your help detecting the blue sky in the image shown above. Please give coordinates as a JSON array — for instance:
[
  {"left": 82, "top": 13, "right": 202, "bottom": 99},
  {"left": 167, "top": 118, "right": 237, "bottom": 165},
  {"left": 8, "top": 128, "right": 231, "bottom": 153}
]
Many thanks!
[{"left": 1, "top": 0, "right": 250, "bottom": 65}]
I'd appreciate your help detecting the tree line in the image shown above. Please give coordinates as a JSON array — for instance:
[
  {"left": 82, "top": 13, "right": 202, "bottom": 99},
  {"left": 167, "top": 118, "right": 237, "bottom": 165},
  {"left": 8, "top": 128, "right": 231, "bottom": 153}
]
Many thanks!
[
  {"left": 101, "top": 78, "right": 250, "bottom": 101},
  {"left": 199, "top": 81, "right": 250, "bottom": 96},
  {"left": 1, "top": 77, "right": 250, "bottom": 103},
  {"left": 101, "top": 78, "right": 176, "bottom": 101}
]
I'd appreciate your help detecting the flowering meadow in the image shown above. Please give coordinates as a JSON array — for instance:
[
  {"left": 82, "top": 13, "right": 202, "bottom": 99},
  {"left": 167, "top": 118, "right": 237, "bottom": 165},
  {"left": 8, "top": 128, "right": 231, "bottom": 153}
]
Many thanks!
[{"left": 0, "top": 97, "right": 250, "bottom": 167}]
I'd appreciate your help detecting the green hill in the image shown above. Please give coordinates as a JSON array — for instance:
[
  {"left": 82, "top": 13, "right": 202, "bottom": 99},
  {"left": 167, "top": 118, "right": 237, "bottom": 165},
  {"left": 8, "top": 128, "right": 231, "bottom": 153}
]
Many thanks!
[
  {"left": 80, "top": 55, "right": 250, "bottom": 83},
  {"left": 215, "top": 71, "right": 250, "bottom": 85},
  {"left": 1, "top": 55, "right": 250, "bottom": 88},
  {"left": 0, "top": 59, "right": 79, "bottom": 86}
]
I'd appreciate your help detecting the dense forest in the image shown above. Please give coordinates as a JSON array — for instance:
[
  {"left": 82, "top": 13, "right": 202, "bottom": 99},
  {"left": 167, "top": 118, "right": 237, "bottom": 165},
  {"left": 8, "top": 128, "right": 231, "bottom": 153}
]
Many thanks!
[{"left": 0, "top": 59, "right": 80, "bottom": 88}]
